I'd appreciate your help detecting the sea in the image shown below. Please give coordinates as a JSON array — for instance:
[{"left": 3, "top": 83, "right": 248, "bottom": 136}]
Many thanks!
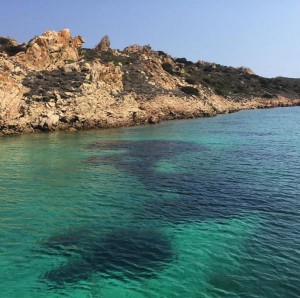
[{"left": 0, "top": 107, "right": 299, "bottom": 297}]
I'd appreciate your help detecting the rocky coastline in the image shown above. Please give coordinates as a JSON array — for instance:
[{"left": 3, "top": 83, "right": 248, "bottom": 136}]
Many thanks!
[{"left": 1, "top": 29, "right": 300, "bottom": 136}]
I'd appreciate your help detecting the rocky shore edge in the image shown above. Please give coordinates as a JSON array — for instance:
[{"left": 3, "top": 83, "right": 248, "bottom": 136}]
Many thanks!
[{"left": 1, "top": 29, "right": 299, "bottom": 136}]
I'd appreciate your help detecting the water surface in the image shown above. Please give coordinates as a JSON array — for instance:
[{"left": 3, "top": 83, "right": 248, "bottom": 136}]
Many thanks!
[{"left": 0, "top": 107, "right": 300, "bottom": 297}]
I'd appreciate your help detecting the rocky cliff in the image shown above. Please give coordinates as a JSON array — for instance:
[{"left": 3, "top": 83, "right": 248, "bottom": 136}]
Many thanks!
[{"left": 1, "top": 29, "right": 300, "bottom": 135}]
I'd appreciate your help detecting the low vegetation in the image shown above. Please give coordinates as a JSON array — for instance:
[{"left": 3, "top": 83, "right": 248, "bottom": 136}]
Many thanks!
[
  {"left": 80, "top": 48, "right": 132, "bottom": 67},
  {"left": 180, "top": 86, "right": 199, "bottom": 96},
  {"left": 162, "top": 63, "right": 174, "bottom": 75},
  {"left": 170, "top": 60, "right": 300, "bottom": 100},
  {"left": 0, "top": 36, "right": 24, "bottom": 56}
]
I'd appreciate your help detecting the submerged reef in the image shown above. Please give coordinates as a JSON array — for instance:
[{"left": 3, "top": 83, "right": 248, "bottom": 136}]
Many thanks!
[{"left": 40, "top": 228, "right": 173, "bottom": 286}]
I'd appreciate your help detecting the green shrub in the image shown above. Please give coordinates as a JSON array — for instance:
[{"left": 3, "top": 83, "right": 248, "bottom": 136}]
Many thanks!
[
  {"left": 162, "top": 63, "right": 174, "bottom": 75},
  {"left": 259, "top": 78, "right": 269, "bottom": 87},
  {"left": 0, "top": 37, "right": 24, "bottom": 56},
  {"left": 214, "top": 88, "right": 226, "bottom": 96},
  {"left": 232, "top": 86, "right": 246, "bottom": 94},
  {"left": 203, "top": 66, "right": 212, "bottom": 72},
  {"left": 185, "top": 77, "right": 196, "bottom": 85},
  {"left": 157, "top": 50, "right": 167, "bottom": 57},
  {"left": 203, "top": 77, "right": 212, "bottom": 84},
  {"left": 180, "top": 86, "right": 199, "bottom": 96},
  {"left": 262, "top": 93, "right": 274, "bottom": 99},
  {"left": 80, "top": 48, "right": 98, "bottom": 61},
  {"left": 0, "top": 37, "right": 11, "bottom": 45},
  {"left": 6, "top": 46, "right": 23, "bottom": 56},
  {"left": 100, "top": 50, "right": 131, "bottom": 65},
  {"left": 175, "top": 57, "right": 194, "bottom": 65}
]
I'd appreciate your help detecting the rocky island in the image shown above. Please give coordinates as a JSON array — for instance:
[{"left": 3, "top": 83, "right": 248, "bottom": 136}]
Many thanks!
[{"left": 1, "top": 29, "right": 300, "bottom": 135}]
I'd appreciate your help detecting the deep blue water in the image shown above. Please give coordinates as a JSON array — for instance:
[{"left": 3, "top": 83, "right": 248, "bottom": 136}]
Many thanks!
[{"left": 0, "top": 107, "right": 299, "bottom": 297}]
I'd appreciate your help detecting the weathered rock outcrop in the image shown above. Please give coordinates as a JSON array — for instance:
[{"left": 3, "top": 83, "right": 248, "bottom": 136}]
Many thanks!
[
  {"left": 0, "top": 29, "right": 300, "bottom": 135},
  {"left": 95, "top": 35, "right": 110, "bottom": 52},
  {"left": 236, "top": 66, "right": 255, "bottom": 75},
  {"left": 14, "top": 29, "right": 84, "bottom": 70},
  {"left": 0, "top": 53, "right": 26, "bottom": 125}
]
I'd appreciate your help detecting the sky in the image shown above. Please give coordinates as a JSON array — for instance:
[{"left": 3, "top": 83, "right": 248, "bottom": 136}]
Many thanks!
[{"left": 1, "top": 0, "right": 300, "bottom": 78}]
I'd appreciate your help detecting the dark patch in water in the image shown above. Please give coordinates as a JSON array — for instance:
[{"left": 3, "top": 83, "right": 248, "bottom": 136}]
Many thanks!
[
  {"left": 36, "top": 228, "right": 95, "bottom": 256},
  {"left": 42, "top": 228, "right": 173, "bottom": 285},
  {"left": 85, "top": 140, "right": 283, "bottom": 224},
  {"left": 140, "top": 193, "right": 247, "bottom": 224},
  {"left": 84, "top": 140, "right": 251, "bottom": 223},
  {"left": 85, "top": 140, "right": 206, "bottom": 190}
]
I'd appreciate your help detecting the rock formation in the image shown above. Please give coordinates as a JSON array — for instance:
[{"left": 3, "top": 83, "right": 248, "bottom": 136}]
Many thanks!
[
  {"left": 236, "top": 66, "right": 255, "bottom": 75},
  {"left": 0, "top": 29, "right": 300, "bottom": 135},
  {"left": 14, "top": 29, "right": 84, "bottom": 70},
  {"left": 95, "top": 35, "right": 110, "bottom": 51}
]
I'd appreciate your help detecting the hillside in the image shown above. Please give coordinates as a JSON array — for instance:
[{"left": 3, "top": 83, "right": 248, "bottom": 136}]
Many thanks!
[{"left": 0, "top": 29, "right": 299, "bottom": 135}]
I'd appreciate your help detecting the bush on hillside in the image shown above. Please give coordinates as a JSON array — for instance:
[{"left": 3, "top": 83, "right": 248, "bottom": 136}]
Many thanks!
[
  {"left": 262, "top": 93, "right": 274, "bottom": 99},
  {"left": 185, "top": 77, "right": 196, "bottom": 85},
  {"left": 175, "top": 57, "right": 194, "bottom": 65},
  {"left": 162, "top": 63, "right": 174, "bottom": 75},
  {"left": 157, "top": 50, "right": 167, "bottom": 57},
  {"left": 180, "top": 86, "right": 199, "bottom": 96}
]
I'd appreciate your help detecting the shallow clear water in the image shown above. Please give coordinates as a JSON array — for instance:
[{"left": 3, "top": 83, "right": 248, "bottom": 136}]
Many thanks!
[{"left": 0, "top": 107, "right": 300, "bottom": 297}]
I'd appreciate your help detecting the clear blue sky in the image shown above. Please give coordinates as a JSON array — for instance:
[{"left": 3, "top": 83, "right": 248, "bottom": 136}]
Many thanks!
[{"left": 1, "top": 0, "right": 300, "bottom": 78}]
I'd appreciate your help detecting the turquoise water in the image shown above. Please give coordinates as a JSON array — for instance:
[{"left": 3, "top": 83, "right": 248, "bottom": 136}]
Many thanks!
[{"left": 0, "top": 107, "right": 300, "bottom": 297}]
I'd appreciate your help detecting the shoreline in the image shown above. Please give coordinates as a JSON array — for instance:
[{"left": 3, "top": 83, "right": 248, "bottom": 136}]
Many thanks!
[
  {"left": 2, "top": 29, "right": 300, "bottom": 137},
  {"left": 1, "top": 97, "right": 299, "bottom": 137}
]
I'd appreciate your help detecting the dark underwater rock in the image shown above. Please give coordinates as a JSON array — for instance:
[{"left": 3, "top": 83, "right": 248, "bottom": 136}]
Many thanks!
[
  {"left": 85, "top": 140, "right": 206, "bottom": 190},
  {"left": 35, "top": 228, "right": 95, "bottom": 257},
  {"left": 42, "top": 228, "right": 173, "bottom": 285}
]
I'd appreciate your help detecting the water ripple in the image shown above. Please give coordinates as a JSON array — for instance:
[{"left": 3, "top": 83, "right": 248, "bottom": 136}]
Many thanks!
[{"left": 0, "top": 107, "right": 300, "bottom": 297}]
